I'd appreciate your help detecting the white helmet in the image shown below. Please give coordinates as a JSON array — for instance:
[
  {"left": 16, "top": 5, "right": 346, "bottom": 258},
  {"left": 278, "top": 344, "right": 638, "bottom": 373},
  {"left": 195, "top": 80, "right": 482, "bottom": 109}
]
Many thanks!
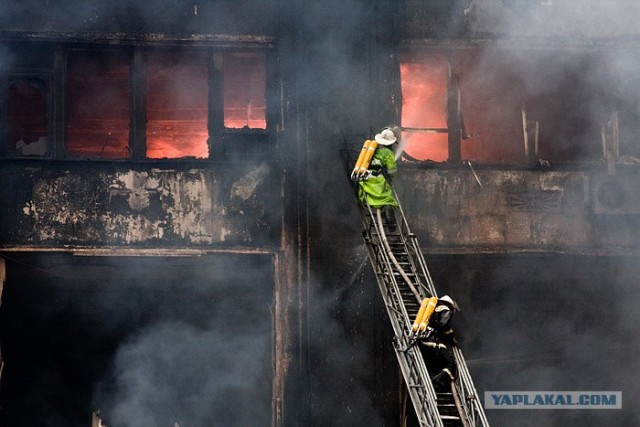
[
  {"left": 439, "top": 295, "right": 459, "bottom": 310},
  {"left": 375, "top": 128, "right": 397, "bottom": 146},
  {"left": 383, "top": 125, "right": 401, "bottom": 142}
]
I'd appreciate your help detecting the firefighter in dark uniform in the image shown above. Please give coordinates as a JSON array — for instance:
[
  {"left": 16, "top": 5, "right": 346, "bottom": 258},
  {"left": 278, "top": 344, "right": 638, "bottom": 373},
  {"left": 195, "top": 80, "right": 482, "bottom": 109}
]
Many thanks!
[{"left": 419, "top": 295, "right": 459, "bottom": 391}]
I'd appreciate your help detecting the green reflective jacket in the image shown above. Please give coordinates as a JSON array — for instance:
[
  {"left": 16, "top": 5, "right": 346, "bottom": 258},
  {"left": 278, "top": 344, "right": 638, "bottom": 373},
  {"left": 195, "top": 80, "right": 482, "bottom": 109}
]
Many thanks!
[{"left": 358, "top": 146, "right": 399, "bottom": 208}]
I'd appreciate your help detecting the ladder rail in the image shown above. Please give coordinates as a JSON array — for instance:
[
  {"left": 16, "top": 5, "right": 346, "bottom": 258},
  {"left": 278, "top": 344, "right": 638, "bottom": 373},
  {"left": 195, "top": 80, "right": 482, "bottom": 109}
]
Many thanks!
[
  {"left": 360, "top": 204, "right": 444, "bottom": 427},
  {"left": 453, "top": 347, "right": 491, "bottom": 427},
  {"left": 357, "top": 191, "right": 490, "bottom": 426},
  {"left": 392, "top": 187, "right": 490, "bottom": 426},
  {"left": 361, "top": 245, "right": 443, "bottom": 427},
  {"left": 361, "top": 204, "right": 414, "bottom": 336},
  {"left": 393, "top": 188, "right": 438, "bottom": 297}
]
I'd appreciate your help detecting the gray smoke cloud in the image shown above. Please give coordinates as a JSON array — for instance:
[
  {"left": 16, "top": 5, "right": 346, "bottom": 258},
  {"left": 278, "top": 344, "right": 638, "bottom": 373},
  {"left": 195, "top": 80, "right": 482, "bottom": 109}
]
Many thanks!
[
  {"left": 441, "top": 1, "right": 640, "bottom": 165},
  {"left": 431, "top": 254, "right": 640, "bottom": 426},
  {"left": 0, "top": 253, "right": 274, "bottom": 425},
  {"left": 304, "top": 246, "right": 388, "bottom": 425},
  {"left": 85, "top": 256, "right": 274, "bottom": 427},
  {"left": 469, "top": 0, "right": 640, "bottom": 38},
  {"left": 443, "top": 9, "right": 640, "bottom": 426},
  {"left": 94, "top": 319, "right": 271, "bottom": 426},
  {"left": 3, "top": 1, "right": 640, "bottom": 426}
]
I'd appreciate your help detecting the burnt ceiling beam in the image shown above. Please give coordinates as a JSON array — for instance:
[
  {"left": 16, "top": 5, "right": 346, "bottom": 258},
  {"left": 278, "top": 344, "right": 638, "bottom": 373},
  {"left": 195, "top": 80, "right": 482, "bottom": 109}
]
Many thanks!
[
  {"left": 0, "top": 246, "right": 274, "bottom": 257},
  {"left": 0, "top": 31, "right": 275, "bottom": 49}
]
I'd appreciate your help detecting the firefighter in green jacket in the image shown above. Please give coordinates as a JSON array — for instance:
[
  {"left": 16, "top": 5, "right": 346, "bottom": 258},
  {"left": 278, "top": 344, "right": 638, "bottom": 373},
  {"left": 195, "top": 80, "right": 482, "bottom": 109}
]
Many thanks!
[{"left": 358, "top": 127, "right": 400, "bottom": 231}]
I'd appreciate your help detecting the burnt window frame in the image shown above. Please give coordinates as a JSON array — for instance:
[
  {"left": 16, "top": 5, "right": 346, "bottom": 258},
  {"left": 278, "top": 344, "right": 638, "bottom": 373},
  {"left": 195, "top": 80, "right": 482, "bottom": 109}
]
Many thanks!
[
  {"left": 64, "top": 46, "right": 134, "bottom": 160},
  {"left": 0, "top": 39, "right": 275, "bottom": 162},
  {"left": 397, "top": 46, "right": 614, "bottom": 170},
  {"left": 2, "top": 72, "right": 53, "bottom": 158},
  {"left": 218, "top": 50, "right": 271, "bottom": 158},
  {"left": 0, "top": 42, "right": 55, "bottom": 159},
  {"left": 140, "top": 46, "right": 212, "bottom": 160},
  {"left": 397, "top": 49, "right": 468, "bottom": 167}
]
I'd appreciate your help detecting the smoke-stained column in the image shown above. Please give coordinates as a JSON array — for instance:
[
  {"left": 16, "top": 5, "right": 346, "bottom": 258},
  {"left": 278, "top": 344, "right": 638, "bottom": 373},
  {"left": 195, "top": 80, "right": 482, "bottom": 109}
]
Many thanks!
[
  {"left": 0, "top": 256, "right": 4, "bottom": 387},
  {"left": 273, "top": 0, "right": 312, "bottom": 425},
  {"left": 130, "top": 48, "right": 147, "bottom": 160}
]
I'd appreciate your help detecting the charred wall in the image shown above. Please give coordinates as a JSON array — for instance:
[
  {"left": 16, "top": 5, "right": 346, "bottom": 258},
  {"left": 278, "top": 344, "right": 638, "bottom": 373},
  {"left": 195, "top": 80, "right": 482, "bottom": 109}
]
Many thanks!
[
  {"left": 0, "top": 161, "right": 280, "bottom": 248},
  {"left": 398, "top": 168, "right": 640, "bottom": 253}
]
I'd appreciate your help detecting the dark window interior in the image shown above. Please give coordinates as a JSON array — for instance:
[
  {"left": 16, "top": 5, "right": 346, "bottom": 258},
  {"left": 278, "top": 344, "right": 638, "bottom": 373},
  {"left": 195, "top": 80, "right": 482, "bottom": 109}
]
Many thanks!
[
  {"left": 0, "top": 253, "right": 273, "bottom": 426},
  {"left": 146, "top": 51, "right": 209, "bottom": 159},
  {"left": 223, "top": 52, "right": 267, "bottom": 130},
  {"left": 66, "top": 50, "right": 130, "bottom": 159},
  {"left": 8, "top": 76, "right": 48, "bottom": 156}
]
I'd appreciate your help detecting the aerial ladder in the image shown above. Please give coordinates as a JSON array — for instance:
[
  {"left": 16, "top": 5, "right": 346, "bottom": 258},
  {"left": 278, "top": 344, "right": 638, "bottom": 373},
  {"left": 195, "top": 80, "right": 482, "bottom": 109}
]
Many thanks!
[{"left": 355, "top": 190, "right": 490, "bottom": 427}]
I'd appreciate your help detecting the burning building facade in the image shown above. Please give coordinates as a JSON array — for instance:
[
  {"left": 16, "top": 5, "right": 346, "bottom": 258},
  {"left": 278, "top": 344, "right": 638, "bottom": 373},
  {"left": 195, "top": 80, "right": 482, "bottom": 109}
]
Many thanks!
[{"left": 0, "top": 0, "right": 640, "bottom": 425}]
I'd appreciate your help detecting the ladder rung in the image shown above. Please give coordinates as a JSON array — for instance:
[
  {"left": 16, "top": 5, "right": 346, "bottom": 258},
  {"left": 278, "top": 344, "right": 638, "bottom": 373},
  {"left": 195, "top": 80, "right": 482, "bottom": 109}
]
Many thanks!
[
  {"left": 360, "top": 201, "right": 487, "bottom": 427},
  {"left": 440, "top": 415, "right": 461, "bottom": 420}
]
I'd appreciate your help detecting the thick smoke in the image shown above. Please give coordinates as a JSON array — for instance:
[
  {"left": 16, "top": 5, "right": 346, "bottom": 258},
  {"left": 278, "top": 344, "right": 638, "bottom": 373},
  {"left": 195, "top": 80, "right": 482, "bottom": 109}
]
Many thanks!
[
  {"left": 469, "top": 0, "right": 640, "bottom": 39},
  {"left": 304, "top": 246, "right": 390, "bottom": 425},
  {"left": 94, "top": 319, "right": 270, "bottom": 426},
  {"left": 88, "top": 256, "right": 274, "bottom": 427},
  {"left": 397, "top": 3, "right": 640, "bottom": 426},
  {"left": 3, "top": 1, "right": 640, "bottom": 426},
  {"left": 0, "top": 254, "right": 273, "bottom": 426},
  {"left": 434, "top": 254, "right": 640, "bottom": 426}
]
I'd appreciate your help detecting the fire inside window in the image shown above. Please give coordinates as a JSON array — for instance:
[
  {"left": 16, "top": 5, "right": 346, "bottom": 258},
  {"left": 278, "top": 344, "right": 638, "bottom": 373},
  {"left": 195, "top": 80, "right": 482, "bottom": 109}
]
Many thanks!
[
  {"left": 400, "top": 59, "right": 449, "bottom": 162},
  {"left": 146, "top": 51, "right": 267, "bottom": 158},
  {"left": 8, "top": 77, "right": 48, "bottom": 156},
  {"left": 146, "top": 51, "right": 209, "bottom": 159},
  {"left": 400, "top": 52, "right": 524, "bottom": 164},
  {"left": 63, "top": 49, "right": 267, "bottom": 160},
  {"left": 401, "top": 50, "right": 606, "bottom": 165},
  {"left": 66, "top": 50, "right": 130, "bottom": 159}
]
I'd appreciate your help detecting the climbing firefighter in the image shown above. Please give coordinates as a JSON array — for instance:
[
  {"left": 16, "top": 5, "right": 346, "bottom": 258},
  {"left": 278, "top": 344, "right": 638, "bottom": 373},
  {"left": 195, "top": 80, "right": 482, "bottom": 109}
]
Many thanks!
[
  {"left": 357, "top": 126, "right": 400, "bottom": 231},
  {"left": 418, "top": 295, "right": 459, "bottom": 391}
]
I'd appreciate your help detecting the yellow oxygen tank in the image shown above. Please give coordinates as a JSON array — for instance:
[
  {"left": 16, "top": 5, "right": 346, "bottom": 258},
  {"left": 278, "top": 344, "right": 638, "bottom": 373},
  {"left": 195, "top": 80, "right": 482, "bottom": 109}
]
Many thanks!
[
  {"left": 418, "top": 296, "right": 438, "bottom": 332},
  {"left": 360, "top": 139, "right": 378, "bottom": 175},
  {"left": 351, "top": 140, "right": 370, "bottom": 179},
  {"left": 411, "top": 298, "right": 430, "bottom": 333},
  {"left": 351, "top": 139, "right": 378, "bottom": 180}
]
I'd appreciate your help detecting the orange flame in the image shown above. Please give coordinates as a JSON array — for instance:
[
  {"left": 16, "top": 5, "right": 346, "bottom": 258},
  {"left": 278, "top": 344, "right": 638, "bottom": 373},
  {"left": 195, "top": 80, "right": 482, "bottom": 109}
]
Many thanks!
[{"left": 400, "top": 60, "right": 449, "bottom": 162}]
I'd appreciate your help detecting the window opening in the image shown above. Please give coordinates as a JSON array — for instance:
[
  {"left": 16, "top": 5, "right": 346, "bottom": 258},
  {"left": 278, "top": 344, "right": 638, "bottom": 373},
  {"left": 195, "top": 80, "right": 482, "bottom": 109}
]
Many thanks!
[
  {"left": 450, "top": 50, "right": 525, "bottom": 164},
  {"left": 66, "top": 50, "right": 130, "bottom": 159},
  {"left": 401, "top": 49, "right": 607, "bottom": 166},
  {"left": 146, "top": 51, "right": 209, "bottom": 159},
  {"left": 223, "top": 52, "right": 266, "bottom": 130},
  {"left": 400, "top": 58, "right": 449, "bottom": 162},
  {"left": 8, "top": 76, "right": 48, "bottom": 156}
]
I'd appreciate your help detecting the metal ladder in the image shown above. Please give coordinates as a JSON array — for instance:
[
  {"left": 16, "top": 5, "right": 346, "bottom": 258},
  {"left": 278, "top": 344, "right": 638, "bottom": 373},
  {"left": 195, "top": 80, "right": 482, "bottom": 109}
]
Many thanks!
[{"left": 357, "top": 193, "right": 490, "bottom": 427}]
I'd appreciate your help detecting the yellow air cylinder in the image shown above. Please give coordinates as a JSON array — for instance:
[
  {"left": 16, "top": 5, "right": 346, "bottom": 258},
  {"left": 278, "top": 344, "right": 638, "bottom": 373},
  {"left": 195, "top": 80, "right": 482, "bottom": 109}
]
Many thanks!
[
  {"left": 358, "top": 139, "right": 378, "bottom": 178},
  {"left": 351, "top": 139, "right": 378, "bottom": 180},
  {"left": 418, "top": 297, "right": 438, "bottom": 332},
  {"left": 351, "top": 140, "right": 371, "bottom": 179},
  {"left": 411, "top": 298, "right": 430, "bottom": 333}
]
